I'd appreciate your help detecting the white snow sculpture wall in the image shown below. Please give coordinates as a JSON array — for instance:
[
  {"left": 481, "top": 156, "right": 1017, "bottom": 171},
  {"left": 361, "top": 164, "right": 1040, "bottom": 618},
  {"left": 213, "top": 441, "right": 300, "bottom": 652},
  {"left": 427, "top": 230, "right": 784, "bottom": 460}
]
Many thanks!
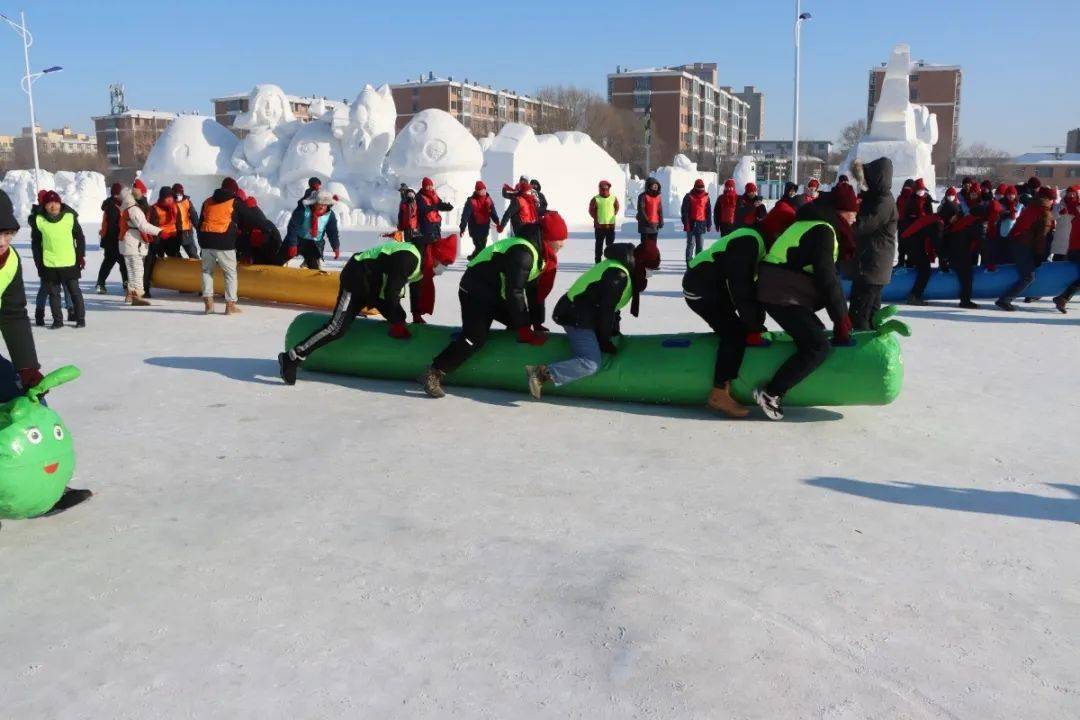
[
  {"left": 733, "top": 156, "right": 757, "bottom": 192},
  {"left": 652, "top": 154, "right": 718, "bottom": 218},
  {"left": 0, "top": 169, "right": 107, "bottom": 220},
  {"left": 141, "top": 115, "right": 239, "bottom": 205},
  {"left": 481, "top": 123, "right": 625, "bottom": 227},
  {"left": 338, "top": 84, "right": 396, "bottom": 179}
]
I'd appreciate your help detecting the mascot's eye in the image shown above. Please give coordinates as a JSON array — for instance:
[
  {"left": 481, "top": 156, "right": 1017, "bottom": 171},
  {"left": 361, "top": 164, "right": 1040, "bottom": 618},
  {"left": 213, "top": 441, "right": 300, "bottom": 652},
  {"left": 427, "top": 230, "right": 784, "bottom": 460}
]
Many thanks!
[
  {"left": 53, "top": 425, "right": 65, "bottom": 441},
  {"left": 25, "top": 427, "right": 42, "bottom": 444}
]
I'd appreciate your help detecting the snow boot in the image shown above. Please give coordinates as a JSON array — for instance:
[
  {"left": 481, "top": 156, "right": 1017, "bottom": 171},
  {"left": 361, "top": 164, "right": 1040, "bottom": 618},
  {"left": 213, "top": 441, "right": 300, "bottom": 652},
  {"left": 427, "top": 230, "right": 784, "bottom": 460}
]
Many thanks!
[
  {"left": 418, "top": 366, "right": 446, "bottom": 398},
  {"left": 131, "top": 291, "right": 150, "bottom": 307},
  {"left": 995, "top": 299, "right": 1017, "bottom": 312},
  {"left": 707, "top": 383, "right": 749, "bottom": 418},
  {"left": 412, "top": 313, "right": 427, "bottom": 325},
  {"left": 905, "top": 294, "right": 928, "bottom": 306},
  {"left": 75, "top": 320, "right": 86, "bottom": 328},
  {"left": 225, "top": 301, "right": 242, "bottom": 315},
  {"left": 49, "top": 319, "right": 64, "bottom": 330},
  {"left": 34, "top": 311, "right": 44, "bottom": 327},
  {"left": 67, "top": 309, "right": 76, "bottom": 323},
  {"left": 959, "top": 300, "right": 979, "bottom": 309},
  {"left": 203, "top": 297, "right": 214, "bottom": 314},
  {"left": 95, "top": 283, "right": 107, "bottom": 294},
  {"left": 278, "top": 351, "right": 300, "bottom": 386},
  {"left": 1053, "top": 296, "right": 1068, "bottom": 314},
  {"left": 525, "top": 365, "right": 551, "bottom": 400},
  {"left": 752, "top": 387, "right": 784, "bottom": 421}
]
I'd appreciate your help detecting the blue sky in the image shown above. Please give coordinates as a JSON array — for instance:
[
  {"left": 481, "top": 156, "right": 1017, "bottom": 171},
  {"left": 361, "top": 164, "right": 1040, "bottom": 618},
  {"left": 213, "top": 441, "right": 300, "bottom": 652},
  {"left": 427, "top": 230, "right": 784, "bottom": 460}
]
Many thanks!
[{"left": 1, "top": 0, "right": 1075, "bottom": 155}]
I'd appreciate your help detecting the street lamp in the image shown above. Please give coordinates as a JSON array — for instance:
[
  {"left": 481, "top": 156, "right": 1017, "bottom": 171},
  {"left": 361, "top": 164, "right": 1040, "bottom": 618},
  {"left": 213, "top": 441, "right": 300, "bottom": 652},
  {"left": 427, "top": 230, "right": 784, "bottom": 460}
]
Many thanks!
[
  {"left": 791, "top": 2, "right": 811, "bottom": 186},
  {"left": 1, "top": 11, "right": 63, "bottom": 193}
]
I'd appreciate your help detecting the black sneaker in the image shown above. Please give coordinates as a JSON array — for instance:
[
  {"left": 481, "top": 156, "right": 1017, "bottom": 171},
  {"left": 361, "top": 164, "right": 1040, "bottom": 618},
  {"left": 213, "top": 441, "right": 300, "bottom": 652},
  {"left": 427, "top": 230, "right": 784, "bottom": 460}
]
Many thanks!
[
  {"left": 95, "top": 284, "right": 107, "bottom": 294},
  {"left": 753, "top": 388, "right": 784, "bottom": 421},
  {"left": 49, "top": 320, "right": 64, "bottom": 329},
  {"left": 75, "top": 320, "right": 86, "bottom": 328},
  {"left": 905, "top": 294, "right": 928, "bottom": 306},
  {"left": 959, "top": 301, "right": 979, "bottom": 309},
  {"left": 67, "top": 310, "right": 76, "bottom": 322},
  {"left": 34, "top": 316, "right": 45, "bottom": 327},
  {"left": 995, "top": 299, "right": 1017, "bottom": 312},
  {"left": 1053, "top": 296, "right": 1068, "bottom": 314},
  {"left": 278, "top": 351, "right": 299, "bottom": 385}
]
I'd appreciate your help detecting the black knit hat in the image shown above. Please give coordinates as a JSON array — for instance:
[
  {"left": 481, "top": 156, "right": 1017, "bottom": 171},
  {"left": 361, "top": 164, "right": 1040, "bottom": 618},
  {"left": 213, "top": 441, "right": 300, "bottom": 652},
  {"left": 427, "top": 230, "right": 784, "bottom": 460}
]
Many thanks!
[{"left": 0, "top": 189, "right": 19, "bottom": 233}]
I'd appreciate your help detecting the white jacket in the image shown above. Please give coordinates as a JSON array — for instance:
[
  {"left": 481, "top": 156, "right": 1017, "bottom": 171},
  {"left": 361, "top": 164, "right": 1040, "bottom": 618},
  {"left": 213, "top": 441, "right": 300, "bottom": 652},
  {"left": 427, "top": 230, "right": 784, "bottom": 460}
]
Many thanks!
[{"left": 119, "top": 189, "right": 161, "bottom": 257}]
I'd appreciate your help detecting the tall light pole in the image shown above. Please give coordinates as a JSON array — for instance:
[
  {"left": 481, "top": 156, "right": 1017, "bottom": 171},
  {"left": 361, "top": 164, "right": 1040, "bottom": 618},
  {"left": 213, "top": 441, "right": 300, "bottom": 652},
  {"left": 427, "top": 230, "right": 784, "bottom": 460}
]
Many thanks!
[
  {"left": 792, "top": 2, "right": 811, "bottom": 186},
  {"left": 1, "top": 11, "right": 63, "bottom": 193}
]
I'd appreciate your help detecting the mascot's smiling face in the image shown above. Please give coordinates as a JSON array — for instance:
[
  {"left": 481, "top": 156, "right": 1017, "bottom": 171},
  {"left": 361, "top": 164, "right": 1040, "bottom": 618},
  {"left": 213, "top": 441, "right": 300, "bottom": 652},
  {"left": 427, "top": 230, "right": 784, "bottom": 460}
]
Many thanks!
[{"left": 0, "top": 396, "right": 74, "bottom": 519}]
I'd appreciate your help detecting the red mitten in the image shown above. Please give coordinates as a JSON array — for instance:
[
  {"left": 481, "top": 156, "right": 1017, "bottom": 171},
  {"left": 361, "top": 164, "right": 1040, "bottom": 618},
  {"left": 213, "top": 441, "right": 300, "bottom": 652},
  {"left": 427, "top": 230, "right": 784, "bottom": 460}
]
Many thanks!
[
  {"left": 745, "top": 331, "right": 769, "bottom": 347},
  {"left": 333, "top": 248, "right": 341, "bottom": 260},
  {"left": 17, "top": 367, "right": 44, "bottom": 390},
  {"left": 516, "top": 326, "right": 547, "bottom": 346},
  {"left": 286, "top": 245, "right": 298, "bottom": 258},
  {"left": 388, "top": 322, "right": 411, "bottom": 340},
  {"left": 832, "top": 315, "right": 853, "bottom": 346}
]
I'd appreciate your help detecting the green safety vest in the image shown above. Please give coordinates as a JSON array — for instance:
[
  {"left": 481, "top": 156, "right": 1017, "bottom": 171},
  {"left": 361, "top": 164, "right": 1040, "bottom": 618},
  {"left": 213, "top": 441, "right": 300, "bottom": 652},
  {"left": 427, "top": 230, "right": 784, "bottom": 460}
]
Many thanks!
[
  {"left": 565, "top": 259, "right": 633, "bottom": 311},
  {"left": 34, "top": 212, "right": 76, "bottom": 268},
  {"left": 761, "top": 220, "right": 837, "bottom": 273},
  {"left": 0, "top": 250, "right": 20, "bottom": 310},
  {"left": 353, "top": 242, "right": 423, "bottom": 298},
  {"left": 467, "top": 237, "right": 541, "bottom": 298},
  {"left": 593, "top": 194, "right": 617, "bottom": 225},
  {"left": 687, "top": 227, "right": 765, "bottom": 270}
]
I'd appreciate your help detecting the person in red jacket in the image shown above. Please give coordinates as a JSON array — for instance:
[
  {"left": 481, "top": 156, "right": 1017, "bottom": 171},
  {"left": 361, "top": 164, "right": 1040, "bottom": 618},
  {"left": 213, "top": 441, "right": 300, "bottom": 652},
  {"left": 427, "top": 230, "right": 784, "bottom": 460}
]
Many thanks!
[
  {"left": 589, "top": 180, "right": 620, "bottom": 263},
  {"left": 144, "top": 187, "right": 178, "bottom": 298},
  {"left": 1053, "top": 186, "right": 1080, "bottom": 313},
  {"left": 459, "top": 181, "right": 498, "bottom": 260},
  {"left": 794, "top": 178, "right": 820, "bottom": 208},
  {"left": 758, "top": 182, "right": 799, "bottom": 246},
  {"left": 632, "top": 177, "right": 663, "bottom": 312},
  {"left": 397, "top": 187, "right": 419, "bottom": 242},
  {"left": 735, "top": 183, "right": 766, "bottom": 228},
  {"left": 680, "top": 179, "right": 711, "bottom": 266},
  {"left": 997, "top": 187, "right": 1055, "bottom": 311},
  {"left": 499, "top": 180, "right": 541, "bottom": 242},
  {"left": 714, "top": 178, "right": 738, "bottom": 235}
]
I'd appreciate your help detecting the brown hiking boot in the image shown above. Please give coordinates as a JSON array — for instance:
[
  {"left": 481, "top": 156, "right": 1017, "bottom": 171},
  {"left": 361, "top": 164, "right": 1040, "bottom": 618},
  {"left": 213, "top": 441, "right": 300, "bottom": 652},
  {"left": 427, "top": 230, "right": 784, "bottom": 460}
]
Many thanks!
[
  {"left": 131, "top": 292, "right": 151, "bottom": 307},
  {"left": 1053, "top": 295, "right": 1068, "bottom": 314},
  {"left": 525, "top": 365, "right": 551, "bottom": 400},
  {"left": 203, "top": 297, "right": 215, "bottom": 314},
  {"left": 225, "top": 301, "right": 242, "bottom": 315},
  {"left": 418, "top": 366, "right": 446, "bottom": 398},
  {"left": 124, "top": 290, "right": 133, "bottom": 304},
  {"left": 706, "top": 382, "right": 749, "bottom": 418}
]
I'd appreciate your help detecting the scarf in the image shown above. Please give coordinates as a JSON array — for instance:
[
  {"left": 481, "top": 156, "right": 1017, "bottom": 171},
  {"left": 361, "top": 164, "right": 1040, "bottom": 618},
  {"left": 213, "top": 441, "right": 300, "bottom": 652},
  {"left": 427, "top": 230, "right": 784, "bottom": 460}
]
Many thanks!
[{"left": 310, "top": 204, "right": 330, "bottom": 238}]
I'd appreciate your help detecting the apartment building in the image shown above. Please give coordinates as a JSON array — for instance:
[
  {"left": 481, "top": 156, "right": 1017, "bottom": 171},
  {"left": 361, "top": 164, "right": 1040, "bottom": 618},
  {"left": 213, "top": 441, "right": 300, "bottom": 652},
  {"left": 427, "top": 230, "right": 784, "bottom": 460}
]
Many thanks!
[
  {"left": 734, "top": 85, "right": 765, "bottom": 141},
  {"left": 92, "top": 109, "right": 175, "bottom": 183},
  {"left": 13, "top": 125, "right": 97, "bottom": 158},
  {"left": 389, "top": 73, "right": 567, "bottom": 138},
  {"left": 1001, "top": 151, "right": 1080, "bottom": 187},
  {"left": 868, "top": 60, "right": 961, "bottom": 180},
  {"left": 211, "top": 93, "right": 346, "bottom": 138},
  {"left": 607, "top": 63, "right": 750, "bottom": 168}
]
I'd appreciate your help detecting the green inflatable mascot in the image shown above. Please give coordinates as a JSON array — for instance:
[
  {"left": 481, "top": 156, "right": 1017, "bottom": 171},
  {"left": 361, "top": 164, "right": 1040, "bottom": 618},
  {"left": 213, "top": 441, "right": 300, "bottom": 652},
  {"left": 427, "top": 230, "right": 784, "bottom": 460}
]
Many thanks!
[{"left": 0, "top": 365, "right": 80, "bottom": 519}]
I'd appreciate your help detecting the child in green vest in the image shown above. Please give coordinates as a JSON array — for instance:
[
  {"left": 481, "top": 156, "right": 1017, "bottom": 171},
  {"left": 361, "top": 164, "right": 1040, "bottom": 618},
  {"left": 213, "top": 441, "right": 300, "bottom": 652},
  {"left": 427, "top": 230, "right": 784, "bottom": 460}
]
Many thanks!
[{"left": 30, "top": 191, "right": 86, "bottom": 329}]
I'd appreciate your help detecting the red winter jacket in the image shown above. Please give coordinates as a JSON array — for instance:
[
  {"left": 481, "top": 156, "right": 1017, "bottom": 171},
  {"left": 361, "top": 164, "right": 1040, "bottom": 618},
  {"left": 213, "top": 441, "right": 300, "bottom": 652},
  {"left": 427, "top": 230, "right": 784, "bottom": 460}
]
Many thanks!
[{"left": 715, "top": 189, "right": 738, "bottom": 227}]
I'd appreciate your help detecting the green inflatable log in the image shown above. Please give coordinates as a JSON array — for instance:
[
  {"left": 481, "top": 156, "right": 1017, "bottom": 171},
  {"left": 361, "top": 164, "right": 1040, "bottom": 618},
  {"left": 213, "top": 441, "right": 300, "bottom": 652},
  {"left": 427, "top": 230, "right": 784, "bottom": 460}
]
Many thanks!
[{"left": 284, "top": 308, "right": 908, "bottom": 407}]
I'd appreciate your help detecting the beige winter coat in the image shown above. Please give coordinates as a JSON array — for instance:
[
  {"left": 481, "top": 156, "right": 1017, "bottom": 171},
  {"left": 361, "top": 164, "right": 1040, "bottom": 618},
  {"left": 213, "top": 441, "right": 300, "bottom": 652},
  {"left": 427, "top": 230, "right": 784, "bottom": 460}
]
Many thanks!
[{"left": 119, "top": 189, "right": 161, "bottom": 257}]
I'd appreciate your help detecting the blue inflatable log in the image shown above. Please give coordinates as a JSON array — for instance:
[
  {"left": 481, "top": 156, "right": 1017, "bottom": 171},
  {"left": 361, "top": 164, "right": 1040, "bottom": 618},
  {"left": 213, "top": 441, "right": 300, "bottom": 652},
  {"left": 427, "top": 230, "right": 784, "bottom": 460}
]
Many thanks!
[{"left": 844, "top": 262, "right": 1077, "bottom": 302}]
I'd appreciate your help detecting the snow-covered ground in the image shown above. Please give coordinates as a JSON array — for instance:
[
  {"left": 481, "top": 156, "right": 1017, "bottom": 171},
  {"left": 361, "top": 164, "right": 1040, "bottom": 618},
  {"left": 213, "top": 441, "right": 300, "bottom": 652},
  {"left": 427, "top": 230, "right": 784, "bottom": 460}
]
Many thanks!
[{"left": 2, "top": 223, "right": 1078, "bottom": 719}]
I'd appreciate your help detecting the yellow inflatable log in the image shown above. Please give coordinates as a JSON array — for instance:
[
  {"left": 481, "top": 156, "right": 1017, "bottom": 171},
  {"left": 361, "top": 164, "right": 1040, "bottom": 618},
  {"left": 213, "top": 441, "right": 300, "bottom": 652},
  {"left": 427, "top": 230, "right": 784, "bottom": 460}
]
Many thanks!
[{"left": 151, "top": 257, "right": 345, "bottom": 311}]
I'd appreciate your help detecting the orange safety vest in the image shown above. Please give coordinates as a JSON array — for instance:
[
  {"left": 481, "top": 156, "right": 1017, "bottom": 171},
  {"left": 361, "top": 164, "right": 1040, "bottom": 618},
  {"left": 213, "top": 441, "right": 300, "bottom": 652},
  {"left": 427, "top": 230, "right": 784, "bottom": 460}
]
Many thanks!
[
  {"left": 153, "top": 203, "right": 178, "bottom": 239},
  {"left": 177, "top": 197, "right": 194, "bottom": 231},
  {"left": 199, "top": 198, "right": 235, "bottom": 234},
  {"left": 119, "top": 207, "right": 150, "bottom": 243}
]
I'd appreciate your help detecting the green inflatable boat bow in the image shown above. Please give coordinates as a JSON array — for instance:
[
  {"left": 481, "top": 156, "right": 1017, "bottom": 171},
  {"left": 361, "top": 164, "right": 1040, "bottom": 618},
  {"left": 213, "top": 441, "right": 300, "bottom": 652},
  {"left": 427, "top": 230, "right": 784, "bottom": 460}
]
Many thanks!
[
  {"left": 284, "top": 308, "right": 909, "bottom": 408},
  {"left": 0, "top": 365, "right": 80, "bottom": 519}
]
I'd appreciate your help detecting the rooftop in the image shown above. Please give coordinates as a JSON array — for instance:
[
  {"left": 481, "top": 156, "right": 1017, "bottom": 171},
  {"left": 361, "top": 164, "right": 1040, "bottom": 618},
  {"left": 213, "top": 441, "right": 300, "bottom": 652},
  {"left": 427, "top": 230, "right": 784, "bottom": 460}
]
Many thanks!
[
  {"left": 91, "top": 109, "right": 176, "bottom": 121},
  {"left": 388, "top": 74, "right": 552, "bottom": 103},
  {"left": 1010, "top": 152, "right": 1080, "bottom": 165},
  {"left": 211, "top": 93, "right": 345, "bottom": 107}
]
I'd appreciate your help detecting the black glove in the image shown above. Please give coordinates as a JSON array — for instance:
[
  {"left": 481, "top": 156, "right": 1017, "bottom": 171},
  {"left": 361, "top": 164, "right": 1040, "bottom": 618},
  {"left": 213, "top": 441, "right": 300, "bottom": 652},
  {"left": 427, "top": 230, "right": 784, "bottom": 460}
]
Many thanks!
[
  {"left": 599, "top": 339, "right": 618, "bottom": 355},
  {"left": 438, "top": 202, "right": 453, "bottom": 212}
]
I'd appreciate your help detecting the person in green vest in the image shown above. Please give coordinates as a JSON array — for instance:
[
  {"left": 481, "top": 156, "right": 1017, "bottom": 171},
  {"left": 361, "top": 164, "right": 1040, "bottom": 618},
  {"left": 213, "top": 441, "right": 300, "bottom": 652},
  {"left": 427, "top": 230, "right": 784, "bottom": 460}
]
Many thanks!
[
  {"left": 0, "top": 189, "right": 92, "bottom": 516},
  {"left": 525, "top": 243, "right": 636, "bottom": 399},
  {"left": 278, "top": 241, "right": 424, "bottom": 385},
  {"left": 589, "top": 180, "right": 620, "bottom": 263},
  {"left": 752, "top": 185, "right": 858, "bottom": 420},
  {"left": 682, "top": 226, "right": 767, "bottom": 418},
  {"left": 419, "top": 211, "right": 569, "bottom": 398},
  {"left": 30, "top": 191, "right": 86, "bottom": 329}
]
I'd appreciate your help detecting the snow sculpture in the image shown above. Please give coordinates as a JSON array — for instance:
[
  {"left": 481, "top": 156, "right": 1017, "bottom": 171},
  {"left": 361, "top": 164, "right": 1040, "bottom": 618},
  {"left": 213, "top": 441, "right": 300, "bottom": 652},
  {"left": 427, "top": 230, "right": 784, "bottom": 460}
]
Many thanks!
[
  {"left": 481, "top": 123, "right": 625, "bottom": 227},
  {"left": 652, "top": 154, "right": 719, "bottom": 218},
  {"left": 733, "top": 156, "right": 757, "bottom": 192},
  {"left": 840, "top": 43, "right": 938, "bottom": 196},
  {"left": 338, "top": 84, "right": 396, "bottom": 179},
  {"left": 230, "top": 84, "right": 298, "bottom": 176},
  {"left": 387, "top": 109, "right": 483, "bottom": 226},
  {"left": 139, "top": 115, "right": 239, "bottom": 205},
  {"left": 0, "top": 169, "right": 107, "bottom": 220}
]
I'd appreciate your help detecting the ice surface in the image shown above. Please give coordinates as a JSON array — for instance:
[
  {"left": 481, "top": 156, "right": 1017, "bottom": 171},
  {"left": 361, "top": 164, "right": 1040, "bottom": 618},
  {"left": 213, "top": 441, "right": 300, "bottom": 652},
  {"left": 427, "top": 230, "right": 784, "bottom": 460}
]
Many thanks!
[
  {"left": 841, "top": 43, "right": 939, "bottom": 195},
  {"left": 1, "top": 221, "right": 1077, "bottom": 719},
  {"left": 140, "top": 115, "right": 239, "bottom": 206},
  {"left": 481, "top": 123, "right": 626, "bottom": 227},
  {"left": 0, "top": 169, "right": 107, "bottom": 219}
]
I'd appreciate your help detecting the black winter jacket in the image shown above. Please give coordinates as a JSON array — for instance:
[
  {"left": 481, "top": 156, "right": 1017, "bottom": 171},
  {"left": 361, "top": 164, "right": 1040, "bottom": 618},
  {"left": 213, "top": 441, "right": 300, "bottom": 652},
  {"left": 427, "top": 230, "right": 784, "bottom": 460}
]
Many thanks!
[
  {"left": 682, "top": 232, "right": 765, "bottom": 330},
  {"left": 342, "top": 249, "right": 420, "bottom": 325},
  {"left": 459, "top": 242, "right": 543, "bottom": 330},
  {"left": 100, "top": 197, "right": 122, "bottom": 245},
  {"left": 853, "top": 157, "right": 898, "bottom": 285},
  {"left": 552, "top": 243, "right": 634, "bottom": 344}
]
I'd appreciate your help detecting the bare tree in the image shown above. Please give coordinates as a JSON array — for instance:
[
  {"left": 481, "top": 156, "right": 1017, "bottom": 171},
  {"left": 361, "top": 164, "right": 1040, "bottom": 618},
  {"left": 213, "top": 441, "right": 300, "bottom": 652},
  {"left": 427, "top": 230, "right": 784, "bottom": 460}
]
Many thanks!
[
  {"left": 534, "top": 85, "right": 654, "bottom": 174},
  {"left": 954, "top": 141, "right": 1011, "bottom": 181},
  {"left": 0, "top": 145, "right": 108, "bottom": 176},
  {"left": 836, "top": 118, "right": 867, "bottom": 156}
]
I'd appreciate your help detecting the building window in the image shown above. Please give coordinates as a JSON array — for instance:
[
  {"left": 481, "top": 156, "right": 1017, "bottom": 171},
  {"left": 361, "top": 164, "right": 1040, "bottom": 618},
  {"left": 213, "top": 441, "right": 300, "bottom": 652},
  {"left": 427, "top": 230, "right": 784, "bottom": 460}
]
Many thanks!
[
  {"left": 1068, "top": 167, "right": 1080, "bottom": 178},
  {"left": 1034, "top": 167, "right": 1053, "bottom": 178},
  {"left": 634, "top": 94, "right": 650, "bottom": 110},
  {"left": 909, "top": 88, "right": 919, "bottom": 102},
  {"left": 634, "top": 77, "right": 651, "bottom": 91}
]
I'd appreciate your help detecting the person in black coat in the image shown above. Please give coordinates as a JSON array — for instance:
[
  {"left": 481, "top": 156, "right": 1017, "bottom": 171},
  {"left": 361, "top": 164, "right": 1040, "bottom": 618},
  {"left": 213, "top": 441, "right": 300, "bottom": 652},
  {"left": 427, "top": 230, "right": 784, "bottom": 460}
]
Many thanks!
[
  {"left": 529, "top": 179, "right": 548, "bottom": 218},
  {"left": 753, "top": 186, "right": 857, "bottom": 420},
  {"left": 96, "top": 183, "right": 128, "bottom": 293},
  {"left": 30, "top": 191, "right": 86, "bottom": 328},
  {"left": 848, "top": 158, "right": 898, "bottom": 329}
]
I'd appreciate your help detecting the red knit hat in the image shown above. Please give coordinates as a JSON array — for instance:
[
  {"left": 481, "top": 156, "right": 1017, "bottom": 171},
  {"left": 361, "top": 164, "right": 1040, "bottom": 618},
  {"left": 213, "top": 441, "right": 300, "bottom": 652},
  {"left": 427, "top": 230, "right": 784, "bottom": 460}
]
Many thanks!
[
  {"left": 421, "top": 177, "right": 434, "bottom": 190},
  {"left": 831, "top": 183, "right": 859, "bottom": 212},
  {"left": 914, "top": 178, "right": 926, "bottom": 191},
  {"left": 996, "top": 183, "right": 1008, "bottom": 196},
  {"left": 540, "top": 210, "right": 568, "bottom": 243},
  {"left": 693, "top": 179, "right": 705, "bottom": 190},
  {"left": 36, "top": 189, "right": 48, "bottom": 204},
  {"left": 244, "top": 195, "right": 258, "bottom": 208},
  {"left": 474, "top": 180, "right": 486, "bottom": 192},
  {"left": 807, "top": 178, "right": 820, "bottom": 189},
  {"left": 945, "top": 186, "right": 958, "bottom": 198},
  {"left": 724, "top": 178, "right": 736, "bottom": 190},
  {"left": 745, "top": 182, "right": 758, "bottom": 194},
  {"left": 110, "top": 182, "right": 123, "bottom": 196},
  {"left": 516, "top": 180, "right": 532, "bottom": 195},
  {"left": 599, "top": 179, "right": 611, "bottom": 189},
  {"left": 41, "top": 190, "right": 62, "bottom": 206},
  {"left": 131, "top": 179, "right": 147, "bottom": 194},
  {"left": 1037, "top": 186, "right": 1055, "bottom": 201}
]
